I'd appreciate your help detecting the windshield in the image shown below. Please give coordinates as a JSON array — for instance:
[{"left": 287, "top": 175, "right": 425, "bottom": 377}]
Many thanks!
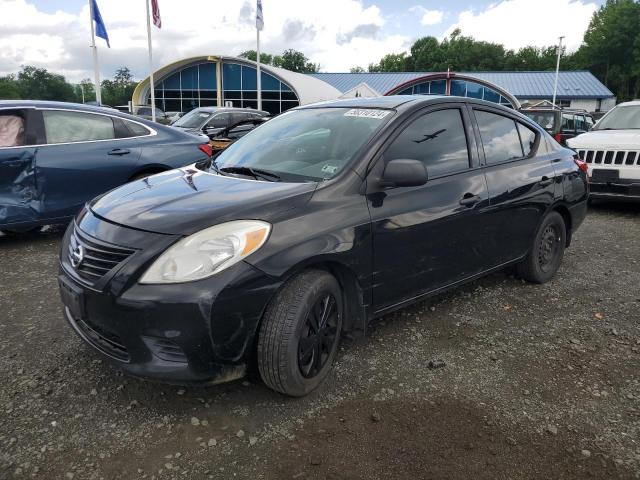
[
  {"left": 212, "top": 107, "right": 392, "bottom": 182},
  {"left": 595, "top": 105, "right": 640, "bottom": 130},
  {"left": 173, "top": 109, "right": 212, "bottom": 128},
  {"left": 522, "top": 111, "right": 556, "bottom": 131}
]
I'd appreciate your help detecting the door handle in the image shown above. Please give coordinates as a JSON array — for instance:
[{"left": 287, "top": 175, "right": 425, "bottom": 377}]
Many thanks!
[
  {"left": 459, "top": 193, "right": 481, "bottom": 207},
  {"left": 108, "top": 148, "right": 131, "bottom": 156},
  {"left": 539, "top": 176, "right": 553, "bottom": 187}
]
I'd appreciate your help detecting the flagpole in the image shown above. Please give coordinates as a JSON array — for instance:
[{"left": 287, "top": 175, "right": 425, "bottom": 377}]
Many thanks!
[
  {"left": 145, "top": 0, "right": 156, "bottom": 122},
  {"left": 88, "top": 0, "right": 102, "bottom": 105},
  {"left": 256, "top": 28, "right": 262, "bottom": 111},
  {"left": 552, "top": 35, "right": 564, "bottom": 109}
]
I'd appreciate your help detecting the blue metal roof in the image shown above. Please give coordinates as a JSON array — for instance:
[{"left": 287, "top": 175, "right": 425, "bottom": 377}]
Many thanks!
[{"left": 307, "top": 71, "right": 614, "bottom": 99}]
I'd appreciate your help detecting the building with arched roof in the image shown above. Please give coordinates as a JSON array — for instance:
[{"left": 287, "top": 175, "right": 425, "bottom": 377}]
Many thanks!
[
  {"left": 133, "top": 56, "right": 615, "bottom": 114},
  {"left": 132, "top": 55, "right": 341, "bottom": 115}
]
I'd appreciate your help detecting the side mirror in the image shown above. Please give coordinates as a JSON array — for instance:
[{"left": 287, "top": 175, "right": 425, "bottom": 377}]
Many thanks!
[{"left": 380, "top": 159, "right": 428, "bottom": 188}]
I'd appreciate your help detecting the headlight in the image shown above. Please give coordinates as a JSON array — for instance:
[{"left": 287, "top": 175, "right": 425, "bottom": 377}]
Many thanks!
[{"left": 139, "top": 220, "right": 270, "bottom": 284}]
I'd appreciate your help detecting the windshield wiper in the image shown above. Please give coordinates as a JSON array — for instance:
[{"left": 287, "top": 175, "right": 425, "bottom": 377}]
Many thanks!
[{"left": 219, "top": 166, "right": 280, "bottom": 182}]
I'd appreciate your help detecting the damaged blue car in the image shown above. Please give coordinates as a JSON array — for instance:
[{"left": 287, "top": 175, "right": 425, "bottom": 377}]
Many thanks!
[{"left": 0, "top": 101, "right": 211, "bottom": 233}]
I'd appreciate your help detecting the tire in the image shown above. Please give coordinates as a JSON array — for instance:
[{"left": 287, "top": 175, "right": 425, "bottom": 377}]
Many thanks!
[
  {"left": 257, "top": 270, "right": 343, "bottom": 397},
  {"left": 517, "top": 211, "right": 566, "bottom": 284}
]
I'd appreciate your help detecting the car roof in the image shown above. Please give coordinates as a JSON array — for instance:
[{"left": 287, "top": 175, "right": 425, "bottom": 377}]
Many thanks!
[
  {"left": 299, "top": 95, "right": 520, "bottom": 113},
  {"left": 0, "top": 100, "right": 122, "bottom": 114},
  {"left": 616, "top": 100, "right": 640, "bottom": 107},
  {"left": 521, "top": 108, "right": 592, "bottom": 115},
  {"left": 191, "top": 106, "right": 268, "bottom": 115}
]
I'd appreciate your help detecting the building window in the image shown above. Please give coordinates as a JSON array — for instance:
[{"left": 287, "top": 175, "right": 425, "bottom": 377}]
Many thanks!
[
  {"left": 557, "top": 99, "right": 571, "bottom": 108},
  {"left": 221, "top": 62, "right": 299, "bottom": 115},
  {"left": 393, "top": 78, "right": 516, "bottom": 108},
  {"left": 152, "top": 61, "right": 218, "bottom": 113}
]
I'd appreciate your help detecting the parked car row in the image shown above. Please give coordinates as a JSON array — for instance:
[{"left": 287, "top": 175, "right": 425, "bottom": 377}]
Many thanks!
[{"left": 8, "top": 92, "right": 639, "bottom": 396}]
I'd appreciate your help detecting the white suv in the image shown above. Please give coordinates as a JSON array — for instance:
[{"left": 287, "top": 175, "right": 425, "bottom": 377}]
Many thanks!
[{"left": 567, "top": 100, "right": 640, "bottom": 201}]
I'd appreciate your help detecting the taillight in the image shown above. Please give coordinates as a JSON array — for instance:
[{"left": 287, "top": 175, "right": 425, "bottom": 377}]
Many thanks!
[
  {"left": 553, "top": 133, "right": 562, "bottom": 144},
  {"left": 198, "top": 143, "right": 213, "bottom": 157},
  {"left": 573, "top": 156, "right": 589, "bottom": 177}
]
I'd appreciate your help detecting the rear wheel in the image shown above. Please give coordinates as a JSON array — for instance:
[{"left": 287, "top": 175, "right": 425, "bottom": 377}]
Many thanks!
[
  {"left": 257, "top": 270, "right": 343, "bottom": 397},
  {"left": 517, "top": 211, "right": 566, "bottom": 284}
]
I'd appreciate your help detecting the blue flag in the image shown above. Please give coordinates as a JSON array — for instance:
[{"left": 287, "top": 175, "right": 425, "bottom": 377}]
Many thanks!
[{"left": 91, "top": 0, "right": 110, "bottom": 48}]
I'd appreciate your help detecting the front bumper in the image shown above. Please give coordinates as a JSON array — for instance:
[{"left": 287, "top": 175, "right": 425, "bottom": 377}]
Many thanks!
[
  {"left": 590, "top": 180, "right": 640, "bottom": 201},
  {"left": 58, "top": 212, "right": 281, "bottom": 385}
]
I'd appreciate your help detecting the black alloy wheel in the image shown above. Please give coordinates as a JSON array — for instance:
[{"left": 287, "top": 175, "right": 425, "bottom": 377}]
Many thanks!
[{"left": 297, "top": 293, "right": 339, "bottom": 379}]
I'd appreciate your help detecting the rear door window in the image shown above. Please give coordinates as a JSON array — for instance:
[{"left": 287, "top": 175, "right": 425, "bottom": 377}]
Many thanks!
[
  {"left": 585, "top": 116, "right": 594, "bottom": 130},
  {"left": 517, "top": 123, "right": 537, "bottom": 156},
  {"left": 113, "top": 118, "right": 152, "bottom": 138},
  {"left": 474, "top": 110, "right": 524, "bottom": 164},
  {"left": 42, "top": 110, "right": 115, "bottom": 144},
  {"left": 384, "top": 108, "right": 470, "bottom": 177},
  {"left": 575, "top": 115, "right": 587, "bottom": 133},
  {"left": 208, "top": 113, "right": 232, "bottom": 129},
  {"left": 561, "top": 113, "right": 575, "bottom": 133},
  {"left": 522, "top": 111, "right": 555, "bottom": 132}
]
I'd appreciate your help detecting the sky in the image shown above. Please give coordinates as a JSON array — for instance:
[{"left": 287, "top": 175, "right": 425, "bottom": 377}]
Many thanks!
[{"left": 0, "top": 0, "right": 604, "bottom": 83}]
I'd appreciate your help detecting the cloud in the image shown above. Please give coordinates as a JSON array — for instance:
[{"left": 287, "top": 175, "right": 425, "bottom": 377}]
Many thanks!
[
  {"left": 444, "top": 0, "right": 597, "bottom": 51},
  {"left": 336, "top": 23, "right": 381, "bottom": 45},
  {"left": 0, "top": 0, "right": 409, "bottom": 81},
  {"left": 282, "top": 20, "right": 316, "bottom": 43},
  {"left": 420, "top": 10, "right": 444, "bottom": 26}
]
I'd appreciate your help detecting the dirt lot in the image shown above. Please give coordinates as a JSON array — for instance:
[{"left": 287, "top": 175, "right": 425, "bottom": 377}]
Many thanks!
[{"left": 1, "top": 202, "right": 639, "bottom": 480}]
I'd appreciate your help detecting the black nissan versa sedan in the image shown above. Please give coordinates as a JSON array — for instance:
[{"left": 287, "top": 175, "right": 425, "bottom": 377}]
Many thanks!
[{"left": 58, "top": 96, "right": 589, "bottom": 396}]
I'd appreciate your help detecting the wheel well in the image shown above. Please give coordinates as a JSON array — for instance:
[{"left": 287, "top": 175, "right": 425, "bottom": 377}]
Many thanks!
[
  {"left": 272, "top": 262, "right": 368, "bottom": 338},
  {"left": 551, "top": 205, "right": 572, "bottom": 247},
  {"left": 317, "top": 262, "right": 367, "bottom": 338}
]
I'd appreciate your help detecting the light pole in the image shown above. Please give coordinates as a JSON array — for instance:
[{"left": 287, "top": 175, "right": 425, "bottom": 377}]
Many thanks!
[{"left": 552, "top": 36, "right": 564, "bottom": 109}]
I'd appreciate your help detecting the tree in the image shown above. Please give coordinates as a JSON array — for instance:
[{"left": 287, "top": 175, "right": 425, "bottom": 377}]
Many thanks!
[
  {"left": 239, "top": 50, "right": 274, "bottom": 65},
  {"left": 75, "top": 78, "right": 96, "bottom": 103},
  {"left": 238, "top": 48, "right": 319, "bottom": 73},
  {"left": 350, "top": 66, "right": 365, "bottom": 73},
  {"left": 368, "top": 53, "right": 408, "bottom": 72},
  {"left": 0, "top": 74, "right": 20, "bottom": 99},
  {"left": 578, "top": 0, "right": 640, "bottom": 100},
  {"left": 273, "top": 49, "right": 319, "bottom": 73},
  {"left": 15, "top": 65, "right": 75, "bottom": 101},
  {"left": 101, "top": 67, "right": 137, "bottom": 106}
]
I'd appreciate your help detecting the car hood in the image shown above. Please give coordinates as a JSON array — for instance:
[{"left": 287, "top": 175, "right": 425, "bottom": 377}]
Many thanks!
[
  {"left": 567, "top": 130, "right": 640, "bottom": 150},
  {"left": 90, "top": 167, "right": 317, "bottom": 235}
]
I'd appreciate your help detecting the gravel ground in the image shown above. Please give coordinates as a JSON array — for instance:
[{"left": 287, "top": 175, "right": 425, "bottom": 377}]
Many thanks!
[{"left": 1, "top": 202, "right": 639, "bottom": 480}]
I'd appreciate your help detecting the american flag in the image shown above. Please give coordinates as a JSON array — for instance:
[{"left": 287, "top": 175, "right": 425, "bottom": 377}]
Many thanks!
[{"left": 151, "top": 0, "right": 161, "bottom": 28}]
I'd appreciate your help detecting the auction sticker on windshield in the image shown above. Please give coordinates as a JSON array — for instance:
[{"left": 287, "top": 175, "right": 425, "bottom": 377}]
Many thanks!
[{"left": 344, "top": 109, "right": 391, "bottom": 119}]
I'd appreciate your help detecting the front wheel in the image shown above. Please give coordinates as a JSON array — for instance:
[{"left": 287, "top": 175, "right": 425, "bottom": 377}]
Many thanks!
[
  {"left": 517, "top": 211, "right": 566, "bottom": 284},
  {"left": 257, "top": 270, "right": 343, "bottom": 397}
]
